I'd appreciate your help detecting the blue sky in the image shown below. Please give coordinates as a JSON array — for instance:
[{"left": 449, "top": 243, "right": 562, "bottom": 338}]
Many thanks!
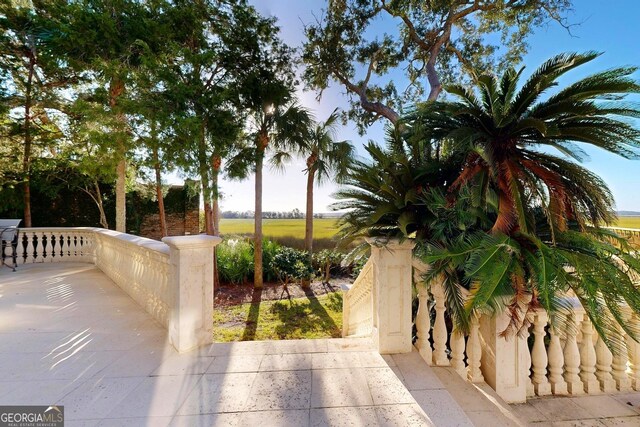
[{"left": 209, "top": 0, "right": 640, "bottom": 213}]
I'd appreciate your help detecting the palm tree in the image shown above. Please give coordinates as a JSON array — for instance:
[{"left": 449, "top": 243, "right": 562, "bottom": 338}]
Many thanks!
[
  {"left": 408, "top": 52, "right": 640, "bottom": 349},
  {"left": 296, "top": 109, "right": 353, "bottom": 254},
  {"left": 411, "top": 52, "right": 640, "bottom": 237},
  {"left": 244, "top": 101, "right": 310, "bottom": 288}
]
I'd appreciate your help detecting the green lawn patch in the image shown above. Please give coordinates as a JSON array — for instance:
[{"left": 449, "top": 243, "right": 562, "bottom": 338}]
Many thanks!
[{"left": 213, "top": 291, "right": 343, "bottom": 342}]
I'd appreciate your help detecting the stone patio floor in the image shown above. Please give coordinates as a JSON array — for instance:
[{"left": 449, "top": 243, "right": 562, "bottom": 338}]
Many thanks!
[{"left": 1, "top": 263, "right": 639, "bottom": 426}]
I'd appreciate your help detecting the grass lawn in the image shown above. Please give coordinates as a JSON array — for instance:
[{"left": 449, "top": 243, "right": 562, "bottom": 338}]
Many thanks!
[
  {"left": 615, "top": 217, "right": 640, "bottom": 229},
  {"left": 219, "top": 218, "right": 340, "bottom": 239},
  {"left": 213, "top": 292, "right": 343, "bottom": 342}
]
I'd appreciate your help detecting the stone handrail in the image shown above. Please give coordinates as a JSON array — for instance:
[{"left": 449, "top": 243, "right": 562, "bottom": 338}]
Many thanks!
[
  {"left": 342, "top": 258, "right": 374, "bottom": 337},
  {"left": 5, "top": 227, "right": 220, "bottom": 353}
]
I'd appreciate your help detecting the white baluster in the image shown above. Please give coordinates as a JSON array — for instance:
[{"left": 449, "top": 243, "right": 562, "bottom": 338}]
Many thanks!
[
  {"left": 563, "top": 312, "right": 584, "bottom": 395},
  {"left": 626, "top": 313, "right": 640, "bottom": 391},
  {"left": 523, "top": 326, "right": 535, "bottom": 397},
  {"left": 15, "top": 232, "right": 25, "bottom": 265},
  {"left": 50, "top": 231, "right": 58, "bottom": 262},
  {"left": 431, "top": 281, "right": 449, "bottom": 366},
  {"left": 548, "top": 325, "right": 568, "bottom": 395},
  {"left": 415, "top": 285, "right": 432, "bottom": 365},
  {"left": 612, "top": 325, "right": 631, "bottom": 391},
  {"left": 595, "top": 333, "right": 616, "bottom": 392},
  {"left": 467, "top": 313, "right": 484, "bottom": 382},
  {"left": 64, "top": 234, "right": 71, "bottom": 258},
  {"left": 43, "top": 231, "right": 53, "bottom": 262},
  {"left": 57, "top": 233, "right": 64, "bottom": 262},
  {"left": 450, "top": 328, "right": 466, "bottom": 377},
  {"left": 579, "top": 317, "right": 601, "bottom": 394},
  {"left": 532, "top": 311, "right": 551, "bottom": 395},
  {"left": 34, "top": 231, "right": 44, "bottom": 263},
  {"left": 73, "top": 234, "right": 80, "bottom": 261},
  {"left": 25, "top": 231, "right": 35, "bottom": 263}
]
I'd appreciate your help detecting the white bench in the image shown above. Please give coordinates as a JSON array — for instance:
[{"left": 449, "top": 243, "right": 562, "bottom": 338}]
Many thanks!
[{"left": 0, "top": 219, "right": 21, "bottom": 271}]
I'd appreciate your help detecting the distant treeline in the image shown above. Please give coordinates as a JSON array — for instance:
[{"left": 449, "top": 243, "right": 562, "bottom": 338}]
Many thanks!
[{"left": 221, "top": 209, "right": 327, "bottom": 219}]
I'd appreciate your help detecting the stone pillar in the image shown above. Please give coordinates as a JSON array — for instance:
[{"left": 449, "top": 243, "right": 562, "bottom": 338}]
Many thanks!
[
  {"left": 367, "top": 238, "right": 415, "bottom": 354},
  {"left": 479, "top": 311, "right": 529, "bottom": 403},
  {"left": 162, "top": 235, "right": 221, "bottom": 353}
]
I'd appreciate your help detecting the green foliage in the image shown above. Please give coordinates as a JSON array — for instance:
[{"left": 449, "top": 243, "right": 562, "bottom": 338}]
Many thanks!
[
  {"left": 338, "top": 52, "right": 640, "bottom": 353},
  {"left": 303, "top": 0, "right": 572, "bottom": 132},
  {"left": 217, "top": 237, "right": 255, "bottom": 285},
  {"left": 270, "top": 247, "right": 314, "bottom": 285},
  {"left": 216, "top": 236, "right": 284, "bottom": 285},
  {"left": 312, "top": 249, "right": 345, "bottom": 282}
]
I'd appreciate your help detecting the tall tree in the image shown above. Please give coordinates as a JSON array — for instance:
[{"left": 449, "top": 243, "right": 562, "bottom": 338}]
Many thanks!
[
  {"left": 303, "top": 0, "right": 573, "bottom": 133},
  {"left": 0, "top": 1, "right": 71, "bottom": 226},
  {"left": 297, "top": 109, "right": 353, "bottom": 254},
  {"left": 241, "top": 100, "right": 310, "bottom": 288},
  {"left": 55, "top": 0, "right": 166, "bottom": 232}
]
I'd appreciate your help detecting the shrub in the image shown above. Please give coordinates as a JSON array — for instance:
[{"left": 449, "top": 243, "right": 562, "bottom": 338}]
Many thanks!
[
  {"left": 217, "top": 237, "right": 253, "bottom": 284},
  {"left": 313, "top": 249, "right": 345, "bottom": 282},
  {"left": 270, "top": 247, "right": 313, "bottom": 285},
  {"left": 261, "top": 238, "right": 281, "bottom": 282}
]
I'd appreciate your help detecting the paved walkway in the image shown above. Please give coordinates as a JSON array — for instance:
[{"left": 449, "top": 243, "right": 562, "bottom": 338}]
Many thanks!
[{"left": 0, "top": 263, "right": 472, "bottom": 426}]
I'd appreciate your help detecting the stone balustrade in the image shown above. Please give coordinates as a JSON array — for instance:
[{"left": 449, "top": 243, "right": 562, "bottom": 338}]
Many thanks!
[
  {"left": 345, "top": 237, "right": 640, "bottom": 403},
  {"left": 342, "top": 259, "right": 374, "bottom": 337},
  {"left": 412, "top": 257, "right": 640, "bottom": 403},
  {"left": 604, "top": 226, "right": 640, "bottom": 248},
  {"left": 342, "top": 238, "right": 414, "bottom": 354},
  {"left": 525, "top": 300, "right": 640, "bottom": 397},
  {"left": 413, "top": 259, "right": 485, "bottom": 383},
  {"left": 5, "top": 227, "right": 220, "bottom": 353}
]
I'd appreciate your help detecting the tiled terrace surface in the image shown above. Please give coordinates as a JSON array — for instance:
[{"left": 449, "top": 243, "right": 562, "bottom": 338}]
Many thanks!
[
  {"left": 1, "top": 263, "right": 639, "bottom": 426},
  {"left": 0, "top": 263, "right": 472, "bottom": 426}
]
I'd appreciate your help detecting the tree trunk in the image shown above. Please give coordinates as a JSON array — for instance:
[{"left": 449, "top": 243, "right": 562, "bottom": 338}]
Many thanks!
[
  {"left": 304, "top": 168, "right": 315, "bottom": 254},
  {"left": 254, "top": 151, "right": 264, "bottom": 289},
  {"left": 93, "top": 181, "right": 109, "bottom": 229},
  {"left": 197, "top": 122, "right": 214, "bottom": 236},
  {"left": 211, "top": 155, "right": 221, "bottom": 290},
  {"left": 115, "top": 159, "right": 126, "bottom": 232},
  {"left": 153, "top": 145, "right": 167, "bottom": 237},
  {"left": 110, "top": 77, "right": 127, "bottom": 233},
  {"left": 22, "top": 57, "right": 35, "bottom": 227}
]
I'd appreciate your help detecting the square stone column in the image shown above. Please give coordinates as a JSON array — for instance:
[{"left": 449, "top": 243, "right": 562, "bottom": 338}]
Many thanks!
[
  {"left": 367, "top": 238, "right": 415, "bottom": 354},
  {"left": 479, "top": 311, "right": 529, "bottom": 403},
  {"left": 162, "top": 235, "right": 221, "bottom": 353}
]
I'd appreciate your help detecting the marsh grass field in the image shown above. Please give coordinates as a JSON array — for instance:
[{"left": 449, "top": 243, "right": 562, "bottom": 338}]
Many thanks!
[
  {"left": 220, "top": 216, "right": 640, "bottom": 235},
  {"left": 219, "top": 218, "right": 342, "bottom": 249},
  {"left": 616, "top": 217, "right": 640, "bottom": 229}
]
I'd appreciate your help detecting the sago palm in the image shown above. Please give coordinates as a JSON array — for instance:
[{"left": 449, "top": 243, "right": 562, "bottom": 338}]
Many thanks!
[
  {"left": 411, "top": 52, "right": 640, "bottom": 350},
  {"left": 410, "top": 52, "right": 640, "bottom": 237}
]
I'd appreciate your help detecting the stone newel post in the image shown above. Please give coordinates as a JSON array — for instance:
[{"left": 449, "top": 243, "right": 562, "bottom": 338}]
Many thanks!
[
  {"left": 367, "top": 238, "right": 415, "bottom": 354},
  {"left": 479, "top": 311, "right": 529, "bottom": 403},
  {"left": 162, "top": 235, "right": 221, "bottom": 353}
]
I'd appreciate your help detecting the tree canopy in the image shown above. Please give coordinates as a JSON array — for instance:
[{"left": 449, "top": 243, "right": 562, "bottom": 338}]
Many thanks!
[{"left": 303, "top": 0, "right": 573, "bottom": 133}]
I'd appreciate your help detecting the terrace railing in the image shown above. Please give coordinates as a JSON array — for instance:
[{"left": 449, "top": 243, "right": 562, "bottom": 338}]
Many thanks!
[
  {"left": 344, "top": 237, "right": 640, "bottom": 403},
  {"left": 5, "top": 227, "right": 220, "bottom": 353},
  {"left": 342, "top": 258, "right": 374, "bottom": 337}
]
